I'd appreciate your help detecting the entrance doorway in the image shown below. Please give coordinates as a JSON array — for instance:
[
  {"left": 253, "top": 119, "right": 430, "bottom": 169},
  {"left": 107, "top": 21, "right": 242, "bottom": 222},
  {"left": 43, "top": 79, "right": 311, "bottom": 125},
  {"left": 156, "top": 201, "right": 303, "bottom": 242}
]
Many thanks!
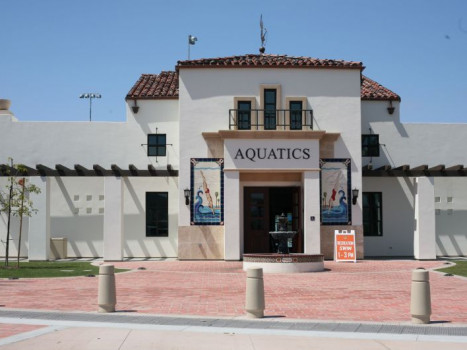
[{"left": 244, "top": 187, "right": 302, "bottom": 254}]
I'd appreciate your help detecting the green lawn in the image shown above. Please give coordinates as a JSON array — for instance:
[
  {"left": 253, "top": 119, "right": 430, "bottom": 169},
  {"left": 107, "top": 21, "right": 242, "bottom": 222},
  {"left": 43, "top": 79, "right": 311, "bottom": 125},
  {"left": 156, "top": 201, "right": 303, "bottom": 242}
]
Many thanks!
[
  {"left": 0, "top": 261, "right": 128, "bottom": 278},
  {"left": 436, "top": 260, "right": 467, "bottom": 278}
]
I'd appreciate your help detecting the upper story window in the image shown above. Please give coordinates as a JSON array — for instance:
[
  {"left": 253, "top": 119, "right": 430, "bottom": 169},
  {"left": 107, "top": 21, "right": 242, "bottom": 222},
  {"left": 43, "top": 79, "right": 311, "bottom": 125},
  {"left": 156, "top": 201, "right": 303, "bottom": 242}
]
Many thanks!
[
  {"left": 148, "top": 134, "right": 166, "bottom": 157},
  {"left": 264, "top": 89, "right": 277, "bottom": 130},
  {"left": 237, "top": 101, "right": 251, "bottom": 130},
  {"left": 362, "top": 134, "right": 380, "bottom": 157},
  {"left": 289, "top": 101, "right": 303, "bottom": 130}
]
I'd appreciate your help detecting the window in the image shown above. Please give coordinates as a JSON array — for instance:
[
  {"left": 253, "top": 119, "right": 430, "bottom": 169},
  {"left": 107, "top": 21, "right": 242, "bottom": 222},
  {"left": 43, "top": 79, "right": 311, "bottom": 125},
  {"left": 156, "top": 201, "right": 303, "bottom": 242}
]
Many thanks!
[
  {"left": 264, "top": 89, "right": 276, "bottom": 130},
  {"left": 289, "top": 101, "right": 303, "bottom": 130},
  {"left": 237, "top": 101, "right": 251, "bottom": 130},
  {"left": 362, "top": 134, "right": 380, "bottom": 157},
  {"left": 148, "top": 134, "right": 166, "bottom": 157},
  {"left": 363, "top": 192, "right": 382, "bottom": 236},
  {"left": 146, "top": 192, "right": 168, "bottom": 237}
]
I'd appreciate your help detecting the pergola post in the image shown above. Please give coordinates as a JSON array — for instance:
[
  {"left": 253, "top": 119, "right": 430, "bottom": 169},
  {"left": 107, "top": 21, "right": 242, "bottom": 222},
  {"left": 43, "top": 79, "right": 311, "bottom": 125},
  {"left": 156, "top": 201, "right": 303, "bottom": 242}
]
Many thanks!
[
  {"left": 414, "top": 177, "right": 436, "bottom": 259},
  {"left": 103, "top": 176, "right": 124, "bottom": 261},
  {"left": 28, "top": 176, "right": 51, "bottom": 261}
]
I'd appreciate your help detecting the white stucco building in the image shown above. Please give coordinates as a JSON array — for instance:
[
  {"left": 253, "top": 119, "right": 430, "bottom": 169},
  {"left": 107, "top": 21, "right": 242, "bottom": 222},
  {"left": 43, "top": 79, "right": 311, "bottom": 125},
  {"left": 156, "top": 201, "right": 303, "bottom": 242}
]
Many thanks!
[{"left": 1, "top": 54, "right": 466, "bottom": 260}]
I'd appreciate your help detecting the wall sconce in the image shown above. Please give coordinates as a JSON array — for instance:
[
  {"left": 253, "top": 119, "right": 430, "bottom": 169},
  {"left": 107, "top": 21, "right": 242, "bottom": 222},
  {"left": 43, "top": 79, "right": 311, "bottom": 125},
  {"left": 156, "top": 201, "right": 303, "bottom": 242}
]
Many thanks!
[
  {"left": 184, "top": 188, "right": 191, "bottom": 205},
  {"left": 352, "top": 188, "right": 359, "bottom": 205},
  {"left": 131, "top": 99, "right": 139, "bottom": 114},
  {"left": 387, "top": 100, "right": 395, "bottom": 115}
]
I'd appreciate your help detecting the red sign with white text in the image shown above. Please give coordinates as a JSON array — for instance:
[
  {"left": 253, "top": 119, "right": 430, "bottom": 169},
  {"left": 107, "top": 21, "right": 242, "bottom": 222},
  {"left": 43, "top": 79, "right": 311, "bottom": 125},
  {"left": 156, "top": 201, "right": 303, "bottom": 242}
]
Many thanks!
[{"left": 335, "top": 230, "right": 356, "bottom": 262}]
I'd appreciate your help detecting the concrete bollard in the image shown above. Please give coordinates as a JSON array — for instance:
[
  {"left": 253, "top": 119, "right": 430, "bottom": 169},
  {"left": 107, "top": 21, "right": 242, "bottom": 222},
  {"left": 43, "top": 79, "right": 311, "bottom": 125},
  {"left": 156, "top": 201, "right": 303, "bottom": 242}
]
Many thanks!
[
  {"left": 98, "top": 264, "right": 116, "bottom": 313},
  {"left": 245, "top": 268, "right": 265, "bottom": 318},
  {"left": 410, "top": 268, "right": 431, "bottom": 324}
]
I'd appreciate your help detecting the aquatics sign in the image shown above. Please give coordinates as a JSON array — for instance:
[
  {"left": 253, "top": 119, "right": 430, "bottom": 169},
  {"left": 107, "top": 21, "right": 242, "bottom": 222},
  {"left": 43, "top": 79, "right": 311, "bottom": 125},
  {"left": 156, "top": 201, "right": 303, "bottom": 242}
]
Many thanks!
[
  {"left": 224, "top": 139, "right": 319, "bottom": 170},
  {"left": 334, "top": 230, "right": 356, "bottom": 262},
  {"left": 234, "top": 147, "right": 312, "bottom": 162}
]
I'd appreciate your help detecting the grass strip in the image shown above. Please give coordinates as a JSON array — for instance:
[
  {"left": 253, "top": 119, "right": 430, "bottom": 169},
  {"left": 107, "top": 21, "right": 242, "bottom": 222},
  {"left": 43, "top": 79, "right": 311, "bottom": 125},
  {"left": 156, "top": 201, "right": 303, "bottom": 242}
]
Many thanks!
[{"left": 0, "top": 261, "right": 128, "bottom": 278}]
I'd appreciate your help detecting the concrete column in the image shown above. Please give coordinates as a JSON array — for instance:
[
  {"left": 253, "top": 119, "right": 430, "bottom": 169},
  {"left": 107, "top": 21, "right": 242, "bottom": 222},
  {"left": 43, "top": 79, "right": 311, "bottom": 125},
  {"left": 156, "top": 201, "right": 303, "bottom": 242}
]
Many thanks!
[
  {"left": 224, "top": 170, "right": 241, "bottom": 260},
  {"left": 414, "top": 177, "right": 436, "bottom": 260},
  {"left": 303, "top": 171, "right": 321, "bottom": 254},
  {"left": 103, "top": 176, "right": 124, "bottom": 261},
  {"left": 28, "top": 176, "right": 51, "bottom": 261}
]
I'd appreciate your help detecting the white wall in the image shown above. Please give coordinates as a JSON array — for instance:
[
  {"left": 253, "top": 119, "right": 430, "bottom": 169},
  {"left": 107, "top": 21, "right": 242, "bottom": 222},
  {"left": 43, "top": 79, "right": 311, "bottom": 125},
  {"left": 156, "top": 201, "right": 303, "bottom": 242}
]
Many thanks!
[
  {"left": 178, "top": 67, "right": 363, "bottom": 227},
  {"left": 0, "top": 99, "right": 179, "bottom": 170},
  {"left": 0, "top": 99, "right": 180, "bottom": 258},
  {"left": 362, "top": 100, "right": 467, "bottom": 257},
  {"left": 362, "top": 101, "right": 467, "bottom": 168},
  {"left": 363, "top": 177, "right": 415, "bottom": 257},
  {"left": 123, "top": 177, "right": 178, "bottom": 258},
  {"left": 17, "top": 175, "right": 179, "bottom": 259},
  {"left": 435, "top": 177, "right": 467, "bottom": 256},
  {"left": 49, "top": 177, "right": 104, "bottom": 257}
]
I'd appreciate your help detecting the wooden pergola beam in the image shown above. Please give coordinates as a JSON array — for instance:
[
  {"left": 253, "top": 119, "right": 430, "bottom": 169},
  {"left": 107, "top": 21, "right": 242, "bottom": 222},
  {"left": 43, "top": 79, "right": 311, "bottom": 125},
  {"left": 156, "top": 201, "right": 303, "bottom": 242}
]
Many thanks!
[{"left": 0, "top": 163, "right": 178, "bottom": 177}]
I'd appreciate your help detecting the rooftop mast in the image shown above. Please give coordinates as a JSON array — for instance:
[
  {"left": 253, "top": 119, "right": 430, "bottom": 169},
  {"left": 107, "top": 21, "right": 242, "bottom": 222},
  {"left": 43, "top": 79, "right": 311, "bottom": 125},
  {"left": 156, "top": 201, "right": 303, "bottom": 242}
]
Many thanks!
[{"left": 260, "top": 15, "right": 267, "bottom": 54}]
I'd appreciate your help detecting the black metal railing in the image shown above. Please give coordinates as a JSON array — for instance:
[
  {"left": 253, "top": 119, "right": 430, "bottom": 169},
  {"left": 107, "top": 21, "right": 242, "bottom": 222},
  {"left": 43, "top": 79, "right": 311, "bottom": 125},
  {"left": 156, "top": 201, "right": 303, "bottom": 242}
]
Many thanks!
[{"left": 228, "top": 109, "right": 314, "bottom": 130}]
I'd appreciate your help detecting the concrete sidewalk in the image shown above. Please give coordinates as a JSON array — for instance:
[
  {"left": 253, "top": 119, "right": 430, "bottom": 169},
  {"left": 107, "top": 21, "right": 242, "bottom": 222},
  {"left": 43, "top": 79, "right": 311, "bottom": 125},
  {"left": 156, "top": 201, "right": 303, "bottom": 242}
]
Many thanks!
[{"left": 1, "top": 309, "right": 467, "bottom": 349}]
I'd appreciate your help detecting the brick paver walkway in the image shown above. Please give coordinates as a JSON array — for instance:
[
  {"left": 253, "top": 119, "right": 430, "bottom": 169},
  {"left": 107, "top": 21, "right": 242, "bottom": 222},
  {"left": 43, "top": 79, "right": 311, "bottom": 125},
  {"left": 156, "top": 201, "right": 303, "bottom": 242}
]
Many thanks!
[{"left": 1, "top": 260, "right": 466, "bottom": 323}]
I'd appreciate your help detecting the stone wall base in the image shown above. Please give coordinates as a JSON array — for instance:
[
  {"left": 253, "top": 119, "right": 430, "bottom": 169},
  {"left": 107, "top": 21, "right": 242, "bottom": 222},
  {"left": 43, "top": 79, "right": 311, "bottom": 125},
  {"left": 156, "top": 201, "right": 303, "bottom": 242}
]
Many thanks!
[{"left": 178, "top": 226, "right": 224, "bottom": 259}]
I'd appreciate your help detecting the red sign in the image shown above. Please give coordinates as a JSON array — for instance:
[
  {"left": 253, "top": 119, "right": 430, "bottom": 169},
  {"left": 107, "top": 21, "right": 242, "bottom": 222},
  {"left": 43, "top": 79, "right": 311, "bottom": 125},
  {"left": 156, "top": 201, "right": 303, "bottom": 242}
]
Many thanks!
[{"left": 334, "top": 230, "right": 356, "bottom": 262}]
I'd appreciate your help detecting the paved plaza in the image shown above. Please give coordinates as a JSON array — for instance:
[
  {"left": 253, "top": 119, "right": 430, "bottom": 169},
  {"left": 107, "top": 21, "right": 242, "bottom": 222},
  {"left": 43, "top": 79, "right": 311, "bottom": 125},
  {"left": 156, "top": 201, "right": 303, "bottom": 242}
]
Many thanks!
[{"left": 1, "top": 259, "right": 467, "bottom": 349}]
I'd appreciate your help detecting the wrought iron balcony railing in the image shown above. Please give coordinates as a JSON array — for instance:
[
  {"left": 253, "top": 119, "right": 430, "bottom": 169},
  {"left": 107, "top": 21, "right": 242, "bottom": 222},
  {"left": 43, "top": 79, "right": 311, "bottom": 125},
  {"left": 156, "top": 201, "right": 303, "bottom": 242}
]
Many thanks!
[{"left": 228, "top": 109, "right": 313, "bottom": 130}]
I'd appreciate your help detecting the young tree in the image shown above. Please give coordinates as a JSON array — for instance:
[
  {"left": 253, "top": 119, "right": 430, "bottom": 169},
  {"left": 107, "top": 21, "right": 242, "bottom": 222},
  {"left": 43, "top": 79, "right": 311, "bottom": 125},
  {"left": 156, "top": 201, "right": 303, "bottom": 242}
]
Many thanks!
[
  {"left": 0, "top": 159, "right": 41, "bottom": 267},
  {"left": 14, "top": 176, "right": 40, "bottom": 267}
]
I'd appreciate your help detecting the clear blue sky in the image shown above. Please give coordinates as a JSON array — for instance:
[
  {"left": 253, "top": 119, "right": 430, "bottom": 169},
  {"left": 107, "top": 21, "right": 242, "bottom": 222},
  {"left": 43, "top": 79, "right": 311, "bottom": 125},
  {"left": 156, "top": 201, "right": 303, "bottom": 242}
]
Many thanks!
[{"left": 1, "top": 0, "right": 466, "bottom": 123}]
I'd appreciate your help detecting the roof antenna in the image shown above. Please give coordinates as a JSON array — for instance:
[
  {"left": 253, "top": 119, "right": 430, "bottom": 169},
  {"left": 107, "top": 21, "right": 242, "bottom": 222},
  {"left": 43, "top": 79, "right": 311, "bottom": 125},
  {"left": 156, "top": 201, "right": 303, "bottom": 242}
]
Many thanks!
[{"left": 259, "top": 14, "right": 267, "bottom": 54}]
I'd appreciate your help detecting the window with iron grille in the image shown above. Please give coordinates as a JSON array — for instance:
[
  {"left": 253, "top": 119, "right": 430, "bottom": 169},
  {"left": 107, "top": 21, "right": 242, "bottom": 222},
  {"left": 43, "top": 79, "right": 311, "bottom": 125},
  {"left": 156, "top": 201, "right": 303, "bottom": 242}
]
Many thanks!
[
  {"left": 362, "top": 134, "right": 380, "bottom": 157},
  {"left": 148, "top": 134, "right": 166, "bottom": 157}
]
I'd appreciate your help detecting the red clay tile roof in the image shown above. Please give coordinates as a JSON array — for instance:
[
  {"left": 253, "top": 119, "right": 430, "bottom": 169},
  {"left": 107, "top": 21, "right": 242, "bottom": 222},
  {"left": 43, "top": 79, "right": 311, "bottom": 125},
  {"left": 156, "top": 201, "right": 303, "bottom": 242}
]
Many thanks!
[
  {"left": 176, "top": 54, "right": 363, "bottom": 70},
  {"left": 126, "top": 71, "right": 178, "bottom": 100},
  {"left": 126, "top": 71, "right": 399, "bottom": 102},
  {"left": 361, "top": 75, "right": 400, "bottom": 101}
]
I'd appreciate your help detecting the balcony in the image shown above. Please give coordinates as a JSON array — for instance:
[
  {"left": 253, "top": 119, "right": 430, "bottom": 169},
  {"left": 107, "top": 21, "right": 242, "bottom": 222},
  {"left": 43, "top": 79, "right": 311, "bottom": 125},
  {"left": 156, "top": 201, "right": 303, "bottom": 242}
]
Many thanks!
[{"left": 228, "top": 109, "right": 314, "bottom": 131}]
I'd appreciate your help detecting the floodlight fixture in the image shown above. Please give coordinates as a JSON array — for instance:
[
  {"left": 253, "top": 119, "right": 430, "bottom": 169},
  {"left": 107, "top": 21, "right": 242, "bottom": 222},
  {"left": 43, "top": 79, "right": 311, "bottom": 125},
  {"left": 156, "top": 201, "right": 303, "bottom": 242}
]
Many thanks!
[
  {"left": 79, "top": 93, "right": 102, "bottom": 121},
  {"left": 187, "top": 34, "right": 198, "bottom": 59}
]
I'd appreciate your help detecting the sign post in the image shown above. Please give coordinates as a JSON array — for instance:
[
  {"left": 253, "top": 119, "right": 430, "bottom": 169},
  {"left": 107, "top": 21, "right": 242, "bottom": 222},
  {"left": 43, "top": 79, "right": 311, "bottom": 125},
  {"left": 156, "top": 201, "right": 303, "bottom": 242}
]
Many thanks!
[{"left": 334, "top": 230, "right": 356, "bottom": 262}]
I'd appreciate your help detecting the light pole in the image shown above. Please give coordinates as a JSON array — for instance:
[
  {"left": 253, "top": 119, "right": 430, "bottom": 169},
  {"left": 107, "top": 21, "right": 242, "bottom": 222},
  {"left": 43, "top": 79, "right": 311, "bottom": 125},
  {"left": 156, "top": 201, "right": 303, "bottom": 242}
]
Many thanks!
[
  {"left": 79, "top": 93, "right": 101, "bottom": 121},
  {"left": 188, "top": 35, "right": 197, "bottom": 59}
]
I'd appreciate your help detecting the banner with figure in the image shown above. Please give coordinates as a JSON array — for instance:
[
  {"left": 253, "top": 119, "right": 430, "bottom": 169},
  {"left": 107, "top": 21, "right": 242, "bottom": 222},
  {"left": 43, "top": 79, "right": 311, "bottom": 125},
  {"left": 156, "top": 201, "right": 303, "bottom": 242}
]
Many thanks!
[
  {"left": 320, "top": 159, "right": 351, "bottom": 225},
  {"left": 190, "top": 158, "right": 224, "bottom": 225}
]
